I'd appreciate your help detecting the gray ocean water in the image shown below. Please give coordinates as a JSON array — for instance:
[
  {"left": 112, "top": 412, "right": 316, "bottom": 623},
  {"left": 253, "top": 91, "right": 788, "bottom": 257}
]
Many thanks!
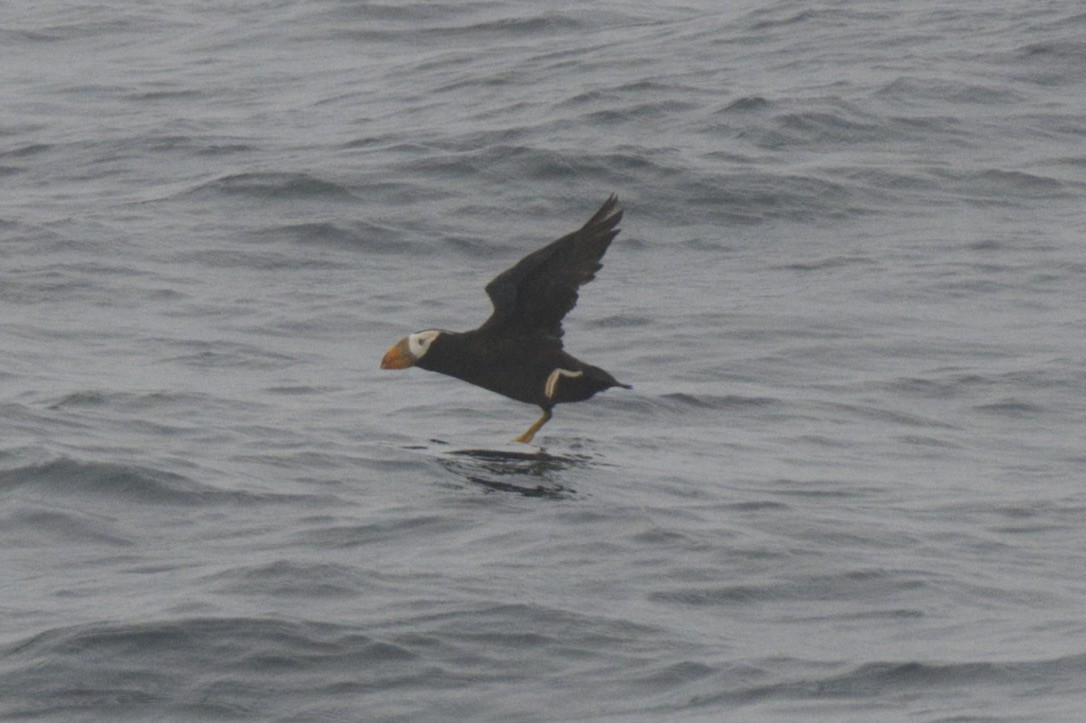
[{"left": 3, "top": 1, "right": 1086, "bottom": 720}]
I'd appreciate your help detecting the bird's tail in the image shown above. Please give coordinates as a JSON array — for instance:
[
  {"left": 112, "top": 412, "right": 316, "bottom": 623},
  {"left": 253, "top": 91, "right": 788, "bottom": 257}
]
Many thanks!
[{"left": 586, "top": 365, "right": 631, "bottom": 390}]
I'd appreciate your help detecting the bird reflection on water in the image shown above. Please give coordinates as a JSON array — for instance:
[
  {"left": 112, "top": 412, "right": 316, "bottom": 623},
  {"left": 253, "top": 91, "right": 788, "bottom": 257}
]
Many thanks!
[{"left": 435, "top": 447, "right": 590, "bottom": 498}]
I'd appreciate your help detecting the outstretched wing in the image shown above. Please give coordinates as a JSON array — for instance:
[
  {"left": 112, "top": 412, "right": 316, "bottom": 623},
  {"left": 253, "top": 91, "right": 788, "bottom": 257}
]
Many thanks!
[{"left": 479, "top": 195, "right": 622, "bottom": 342}]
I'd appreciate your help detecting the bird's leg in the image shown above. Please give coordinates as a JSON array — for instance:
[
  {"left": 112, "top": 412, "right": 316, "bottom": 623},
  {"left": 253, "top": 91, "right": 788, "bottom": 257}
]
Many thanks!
[{"left": 513, "top": 408, "right": 552, "bottom": 444}]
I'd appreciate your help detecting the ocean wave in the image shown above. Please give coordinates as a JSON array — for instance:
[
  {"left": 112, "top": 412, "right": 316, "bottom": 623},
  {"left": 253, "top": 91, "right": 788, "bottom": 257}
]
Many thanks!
[
  {"left": 715, "top": 654, "right": 1086, "bottom": 708},
  {"left": 184, "top": 172, "right": 355, "bottom": 201},
  {"left": 0, "top": 457, "right": 309, "bottom": 507},
  {"left": 0, "top": 506, "right": 133, "bottom": 547}
]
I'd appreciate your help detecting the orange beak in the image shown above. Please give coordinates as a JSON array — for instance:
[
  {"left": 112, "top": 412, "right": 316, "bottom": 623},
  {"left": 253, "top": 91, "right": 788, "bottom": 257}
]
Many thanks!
[{"left": 380, "top": 337, "right": 415, "bottom": 369}]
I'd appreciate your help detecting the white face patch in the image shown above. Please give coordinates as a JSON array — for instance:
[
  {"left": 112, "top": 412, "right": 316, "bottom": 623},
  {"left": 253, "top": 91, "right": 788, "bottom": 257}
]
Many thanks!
[
  {"left": 544, "top": 368, "right": 583, "bottom": 400},
  {"left": 407, "top": 330, "right": 441, "bottom": 360}
]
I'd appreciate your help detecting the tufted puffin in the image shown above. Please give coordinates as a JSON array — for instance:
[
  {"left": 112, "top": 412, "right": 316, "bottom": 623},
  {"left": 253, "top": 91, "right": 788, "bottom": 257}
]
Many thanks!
[{"left": 380, "top": 195, "right": 631, "bottom": 444}]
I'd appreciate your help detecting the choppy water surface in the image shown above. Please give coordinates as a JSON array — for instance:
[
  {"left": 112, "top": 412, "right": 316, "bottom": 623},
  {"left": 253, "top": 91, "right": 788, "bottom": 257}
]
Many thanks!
[{"left": 3, "top": 0, "right": 1086, "bottom": 719}]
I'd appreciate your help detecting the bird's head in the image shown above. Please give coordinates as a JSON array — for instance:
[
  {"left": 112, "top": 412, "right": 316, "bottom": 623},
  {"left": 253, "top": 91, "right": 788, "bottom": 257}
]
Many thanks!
[{"left": 380, "top": 330, "right": 442, "bottom": 369}]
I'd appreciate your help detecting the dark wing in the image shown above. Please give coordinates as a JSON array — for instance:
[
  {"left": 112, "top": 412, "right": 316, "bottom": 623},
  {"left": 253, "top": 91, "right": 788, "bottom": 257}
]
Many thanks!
[{"left": 479, "top": 195, "right": 622, "bottom": 342}]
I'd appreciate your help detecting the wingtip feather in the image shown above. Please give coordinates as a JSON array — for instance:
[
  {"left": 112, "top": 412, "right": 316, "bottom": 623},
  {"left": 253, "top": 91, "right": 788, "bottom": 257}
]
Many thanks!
[{"left": 587, "top": 194, "right": 622, "bottom": 228}]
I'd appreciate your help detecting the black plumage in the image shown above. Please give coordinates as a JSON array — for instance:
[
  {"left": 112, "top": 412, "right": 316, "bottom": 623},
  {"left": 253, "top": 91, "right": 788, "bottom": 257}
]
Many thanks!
[{"left": 381, "top": 195, "right": 631, "bottom": 443}]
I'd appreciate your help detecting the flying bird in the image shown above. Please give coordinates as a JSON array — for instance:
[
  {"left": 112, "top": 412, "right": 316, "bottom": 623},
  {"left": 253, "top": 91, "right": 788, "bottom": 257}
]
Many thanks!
[{"left": 381, "top": 195, "right": 632, "bottom": 444}]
